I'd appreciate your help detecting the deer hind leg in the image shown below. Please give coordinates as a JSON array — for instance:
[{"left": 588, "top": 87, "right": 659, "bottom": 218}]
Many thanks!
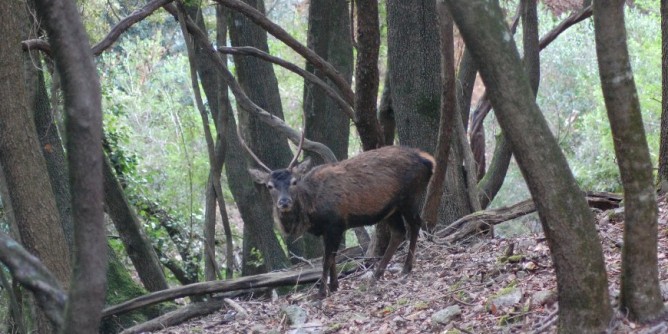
[
  {"left": 401, "top": 202, "right": 422, "bottom": 275},
  {"left": 373, "top": 212, "right": 405, "bottom": 280}
]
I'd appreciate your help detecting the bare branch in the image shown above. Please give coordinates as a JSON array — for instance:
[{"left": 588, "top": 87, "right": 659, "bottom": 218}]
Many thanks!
[
  {"left": 22, "top": 0, "right": 174, "bottom": 57},
  {"left": 217, "top": 46, "right": 354, "bottom": 120},
  {"left": 469, "top": 4, "right": 593, "bottom": 144},
  {"left": 214, "top": 0, "right": 354, "bottom": 105},
  {"left": 163, "top": 3, "right": 337, "bottom": 163},
  {"left": 0, "top": 233, "right": 66, "bottom": 328},
  {"left": 539, "top": 5, "right": 592, "bottom": 51}
]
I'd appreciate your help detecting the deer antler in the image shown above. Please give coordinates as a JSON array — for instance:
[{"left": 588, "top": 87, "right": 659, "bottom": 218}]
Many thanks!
[
  {"left": 237, "top": 125, "right": 271, "bottom": 172},
  {"left": 287, "top": 117, "right": 306, "bottom": 170}
]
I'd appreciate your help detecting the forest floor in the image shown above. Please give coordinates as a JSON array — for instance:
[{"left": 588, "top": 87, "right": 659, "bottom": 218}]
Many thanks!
[{"left": 153, "top": 196, "right": 668, "bottom": 334}]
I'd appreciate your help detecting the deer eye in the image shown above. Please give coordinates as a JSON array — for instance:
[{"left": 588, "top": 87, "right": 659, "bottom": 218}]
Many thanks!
[
  {"left": 290, "top": 178, "right": 298, "bottom": 186},
  {"left": 267, "top": 182, "right": 274, "bottom": 190}
]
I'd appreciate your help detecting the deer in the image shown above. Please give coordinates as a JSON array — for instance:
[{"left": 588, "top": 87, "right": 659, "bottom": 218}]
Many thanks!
[{"left": 240, "top": 129, "right": 435, "bottom": 297}]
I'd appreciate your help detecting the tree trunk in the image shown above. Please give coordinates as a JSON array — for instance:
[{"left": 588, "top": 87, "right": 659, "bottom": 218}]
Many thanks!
[
  {"left": 593, "top": 0, "right": 664, "bottom": 322},
  {"left": 354, "top": 0, "right": 383, "bottom": 151},
  {"left": 387, "top": 0, "right": 471, "bottom": 227},
  {"left": 422, "top": 3, "right": 457, "bottom": 231},
  {"left": 444, "top": 1, "right": 612, "bottom": 332},
  {"left": 378, "top": 68, "right": 395, "bottom": 146},
  {"left": 297, "top": 0, "right": 354, "bottom": 259},
  {"left": 229, "top": 0, "right": 291, "bottom": 275},
  {"left": 659, "top": 0, "right": 668, "bottom": 191},
  {"left": 0, "top": 2, "right": 72, "bottom": 332},
  {"left": 33, "top": 0, "right": 107, "bottom": 332},
  {"left": 103, "top": 156, "right": 169, "bottom": 292},
  {"left": 475, "top": 0, "right": 540, "bottom": 210},
  {"left": 23, "top": 44, "right": 75, "bottom": 253}
]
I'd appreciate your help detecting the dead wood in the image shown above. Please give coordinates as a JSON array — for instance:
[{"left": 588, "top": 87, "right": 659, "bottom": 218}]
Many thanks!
[
  {"left": 103, "top": 246, "right": 364, "bottom": 319},
  {"left": 438, "top": 191, "right": 622, "bottom": 242},
  {"left": 119, "top": 298, "right": 228, "bottom": 334}
]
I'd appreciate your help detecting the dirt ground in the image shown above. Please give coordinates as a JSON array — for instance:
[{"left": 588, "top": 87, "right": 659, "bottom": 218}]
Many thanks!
[{"left": 152, "top": 197, "right": 668, "bottom": 334}]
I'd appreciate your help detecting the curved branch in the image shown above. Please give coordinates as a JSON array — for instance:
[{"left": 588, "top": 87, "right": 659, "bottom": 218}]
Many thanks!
[
  {"left": 217, "top": 46, "right": 354, "bottom": 120},
  {"left": 22, "top": 0, "right": 174, "bottom": 57},
  {"left": 163, "top": 4, "right": 337, "bottom": 163},
  {"left": 0, "top": 233, "right": 66, "bottom": 328},
  {"left": 469, "top": 4, "right": 593, "bottom": 149},
  {"left": 539, "top": 5, "right": 592, "bottom": 50},
  {"left": 214, "top": 0, "right": 354, "bottom": 105}
]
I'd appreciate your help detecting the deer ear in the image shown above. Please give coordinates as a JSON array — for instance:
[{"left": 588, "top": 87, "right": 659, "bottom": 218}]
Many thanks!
[
  {"left": 294, "top": 158, "right": 313, "bottom": 176},
  {"left": 248, "top": 168, "right": 269, "bottom": 184}
]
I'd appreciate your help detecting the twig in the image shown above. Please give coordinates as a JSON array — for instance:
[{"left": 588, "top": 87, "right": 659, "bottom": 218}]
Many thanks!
[
  {"left": 217, "top": 46, "right": 354, "bottom": 120},
  {"left": 224, "top": 298, "right": 249, "bottom": 319},
  {"left": 453, "top": 324, "right": 474, "bottom": 334},
  {"left": 22, "top": 0, "right": 173, "bottom": 57},
  {"left": 533, "top": 307, "right": 559, "bottom": 333}
]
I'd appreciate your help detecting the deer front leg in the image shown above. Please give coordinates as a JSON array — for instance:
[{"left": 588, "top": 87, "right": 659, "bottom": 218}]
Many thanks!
[{"left": 319, "top": 231, "right": 343, "bottom": 297}]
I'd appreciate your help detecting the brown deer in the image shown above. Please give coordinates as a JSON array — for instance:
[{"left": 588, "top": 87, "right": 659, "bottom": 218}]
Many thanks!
[{"left": 242, "top": 131, "right": 434, "bottom": 297}]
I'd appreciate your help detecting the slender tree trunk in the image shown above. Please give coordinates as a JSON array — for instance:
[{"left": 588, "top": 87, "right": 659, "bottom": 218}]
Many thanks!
[
  {"left": 103, "top": 156, "right": 168, "bottom": 292},
  {"left": 354, "top": 0, "right": 383, "bottom": 151},
  {"left": 33, "top": 0, "right": 107, "bottom": 332},
  {"left": 298, "top": 0, "right": 354, "bottom": 259},
  {"left": 475, "top": 0, "right": 540, "bottom": 210},
  {"left": 422, "top": 3, "right": 457, "bottom": 231},
  {"left": 593, "top": 0, "right": 665, "bottom": 322},
  {"left": 183, "top": 2, "right": 234, "bottom": 281},
  {"left": 229, "top": 0, "right": 291, "bottom": 275},
  {"left": 22, "top": 43, "right": 75, "bottom": 253},
  {"left": 659, "top": 0, "right": 668, "bottom": 191},
  {"left": 444, "top": 1, "right": 612, "bottom": 332},
  {"left": 378, "top": 69, "right": 395, "bottom": 146}
]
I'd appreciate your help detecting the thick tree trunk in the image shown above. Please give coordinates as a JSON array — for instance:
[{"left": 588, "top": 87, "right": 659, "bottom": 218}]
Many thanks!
[
  {"left": 0, "top": 3, "right": 72, "bottom": 332},
  {"left": 229, "top": 0, "right": 291, "bottom": 275},
  {"left": 387, "top": 0, "right": 471, "bottom": 227},
  {"left": 593, "top": 0, "right": 664, "bottom": 322},
  {"left": 33, "top": 0, "right": 107, "bottom": 332},
  {"left": 444, "top": 1, "right": 612, "bottom": 332}
]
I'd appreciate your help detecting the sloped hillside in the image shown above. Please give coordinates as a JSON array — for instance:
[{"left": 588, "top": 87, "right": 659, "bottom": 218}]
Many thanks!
[{"left": 154, "top": 196, "right": 668, "bottom": 333}]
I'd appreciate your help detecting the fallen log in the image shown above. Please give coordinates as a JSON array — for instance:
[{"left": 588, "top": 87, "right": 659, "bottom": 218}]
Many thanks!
[
  {"left": 103, "top": 246, "right": 365, "bottom": 319},
  {"left": 120, "top": 298, "right": 227, "bottom": 334},
  {"left": 437, "top": 191, "right": 622, "bottom": 242},
  {"left": 103, "top": 268, "right": 322, "bottom": 318}
]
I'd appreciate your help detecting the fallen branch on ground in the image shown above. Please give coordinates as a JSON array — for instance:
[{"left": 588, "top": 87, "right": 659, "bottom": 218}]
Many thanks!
[
  {"left": 438, "top": 191, "right": 622, "bottom": 242},
  {"left": 103, "top": 246, "right": 365, "bottom": 319}
]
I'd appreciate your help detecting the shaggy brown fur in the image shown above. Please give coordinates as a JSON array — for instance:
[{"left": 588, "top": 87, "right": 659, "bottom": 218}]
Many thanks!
[{"left": 249, "top": 145, "right": 434, "bottom": 297}]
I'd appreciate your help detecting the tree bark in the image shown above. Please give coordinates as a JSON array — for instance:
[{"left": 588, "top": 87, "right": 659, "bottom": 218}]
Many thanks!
[
  {"left": 23, "top": 44, "right": 75, "bottom": 254},
  {"left": 0, "top": 2, "right": 72, "bottom": 332},
  {"left": 103, "top": 156, "right": 169, "bottom": 292},
  {"left": 444, "top": 1, "right": 612, "bottom": 332},
  {"left": 378, "top": 68, "right": 395, "bottom": 146},
  {"left": 33, "top": 0, "right": 107, "bottom": 332},
  {"left": 387, "top": 0, "right": 471, "bottom": 228},
  {"left": 422, "top": 3, "right": 457, "bottom": 231},
  {"left": 298, "top": 0, "right": 354, "bottom": 259},
  {"left": 593, "top": 0, "right": 665, "bottom": 322},
  {"left": 659, "top": 0, "right": 668, "bottom": 191},
  {"left": 229, "top": 0, "right": 291, "bottom": 275},
  {"left": 354, "top": 0, "right": 383, "bottom": 151}
]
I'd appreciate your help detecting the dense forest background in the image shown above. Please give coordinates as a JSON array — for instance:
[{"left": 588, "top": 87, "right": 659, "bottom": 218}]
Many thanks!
[{"left": 0, "top": 0, "right": 664, "bottom": 333}]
